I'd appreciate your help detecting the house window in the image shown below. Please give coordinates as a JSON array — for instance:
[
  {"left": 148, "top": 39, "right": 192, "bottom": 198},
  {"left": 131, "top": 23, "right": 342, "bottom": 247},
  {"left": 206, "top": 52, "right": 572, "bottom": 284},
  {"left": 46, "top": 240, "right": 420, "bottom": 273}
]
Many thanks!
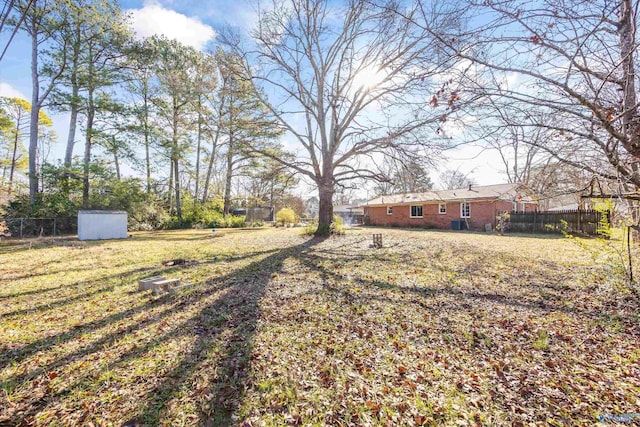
[
  {"left": 387, "top": 206, "right": 393, "bottom": 215},
  {"left": 439, "top": 203, "right": 446, "bottom": 214},
  {"left": 410, "top": 205, "right": 423, "bottom": 218},
  {"left": 512, "top": 202, "right": 518, "bottom": 212},
  {"left": 461, "top": 202, "right": 470, "bottom": 218},
  {"left": 521, "top": 202, "right": 526, "bottom": 213}
]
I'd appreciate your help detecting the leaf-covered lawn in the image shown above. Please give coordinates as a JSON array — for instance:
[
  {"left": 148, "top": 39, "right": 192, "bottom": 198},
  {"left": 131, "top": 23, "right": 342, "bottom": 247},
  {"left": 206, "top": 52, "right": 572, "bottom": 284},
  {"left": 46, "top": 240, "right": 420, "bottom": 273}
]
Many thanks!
[{"left": 0, "top": 228, "right": 638, "bottom": 426}]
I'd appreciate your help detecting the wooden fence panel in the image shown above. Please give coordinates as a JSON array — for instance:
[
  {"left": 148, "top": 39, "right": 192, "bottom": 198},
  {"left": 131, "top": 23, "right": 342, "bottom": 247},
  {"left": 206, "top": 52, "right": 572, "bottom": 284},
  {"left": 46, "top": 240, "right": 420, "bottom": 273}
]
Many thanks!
[{"left": 508, "top": 210, "right": 608, "bottom": 236}]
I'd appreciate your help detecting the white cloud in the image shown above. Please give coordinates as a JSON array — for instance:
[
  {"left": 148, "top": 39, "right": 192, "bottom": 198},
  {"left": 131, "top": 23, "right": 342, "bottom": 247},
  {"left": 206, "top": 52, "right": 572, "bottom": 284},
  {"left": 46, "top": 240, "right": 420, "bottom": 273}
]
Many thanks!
[
  {"left": 128, "top": 0, "right": 216, "bottom": 50},
  {"left": 0, "top": 82, "right": 27, "bottom": 100}
]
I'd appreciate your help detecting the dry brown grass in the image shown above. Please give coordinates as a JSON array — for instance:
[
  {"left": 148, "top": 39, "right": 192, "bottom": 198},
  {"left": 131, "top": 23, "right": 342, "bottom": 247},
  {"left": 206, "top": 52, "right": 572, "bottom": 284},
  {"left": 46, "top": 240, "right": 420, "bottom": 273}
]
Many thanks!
[{"left": 0, "top": 227, "right": 638, "bottom": 426}]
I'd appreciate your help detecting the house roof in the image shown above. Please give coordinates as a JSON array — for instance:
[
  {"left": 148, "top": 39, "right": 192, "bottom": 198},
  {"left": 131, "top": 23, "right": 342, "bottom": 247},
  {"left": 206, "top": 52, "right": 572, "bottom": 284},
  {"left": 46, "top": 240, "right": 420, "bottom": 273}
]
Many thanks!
[{"left": 364, "top": 183, "right": 537, "bottom": 206}]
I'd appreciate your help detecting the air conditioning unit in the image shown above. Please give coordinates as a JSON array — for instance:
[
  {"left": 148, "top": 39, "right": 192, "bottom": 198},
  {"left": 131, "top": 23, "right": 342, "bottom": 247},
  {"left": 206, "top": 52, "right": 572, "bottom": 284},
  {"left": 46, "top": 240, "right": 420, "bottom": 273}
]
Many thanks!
[{"left": 451, "top": 219, "right": 467, "bottom": 230}]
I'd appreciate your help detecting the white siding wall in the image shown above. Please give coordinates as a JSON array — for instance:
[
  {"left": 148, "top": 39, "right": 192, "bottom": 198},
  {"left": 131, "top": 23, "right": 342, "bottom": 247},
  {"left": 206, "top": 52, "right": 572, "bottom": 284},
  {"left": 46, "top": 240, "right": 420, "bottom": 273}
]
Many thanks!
[{"left": 78, "top": 211, "right": 128, "bottom": 240}]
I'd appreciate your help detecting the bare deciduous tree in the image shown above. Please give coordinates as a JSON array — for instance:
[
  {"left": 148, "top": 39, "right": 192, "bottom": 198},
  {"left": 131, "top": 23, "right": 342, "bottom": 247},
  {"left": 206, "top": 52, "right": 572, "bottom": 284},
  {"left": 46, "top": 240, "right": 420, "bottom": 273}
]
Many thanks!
[
  {"left": 438, "top": 168, "right": 475, "bottom": 190},
  {"left": 401, "top": 0, "right": 640, "bottom": 192},
  {"left": 232, "top": 0, "right": 466, "bottom": 234}
]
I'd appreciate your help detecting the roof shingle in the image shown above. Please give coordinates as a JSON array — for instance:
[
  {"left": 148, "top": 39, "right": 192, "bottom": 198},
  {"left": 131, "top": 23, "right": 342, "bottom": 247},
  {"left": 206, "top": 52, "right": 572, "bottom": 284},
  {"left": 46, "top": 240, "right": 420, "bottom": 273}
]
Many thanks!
[{"left": 364, "top": 183, "right": 537, "bottom": 206}]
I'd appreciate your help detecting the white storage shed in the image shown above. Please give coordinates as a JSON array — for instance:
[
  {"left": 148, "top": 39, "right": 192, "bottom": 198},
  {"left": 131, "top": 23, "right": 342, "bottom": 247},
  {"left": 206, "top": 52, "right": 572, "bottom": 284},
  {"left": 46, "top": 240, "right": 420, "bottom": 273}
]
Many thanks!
[{"left": 78, "top": 210, "right": 128, "bottom": 241}]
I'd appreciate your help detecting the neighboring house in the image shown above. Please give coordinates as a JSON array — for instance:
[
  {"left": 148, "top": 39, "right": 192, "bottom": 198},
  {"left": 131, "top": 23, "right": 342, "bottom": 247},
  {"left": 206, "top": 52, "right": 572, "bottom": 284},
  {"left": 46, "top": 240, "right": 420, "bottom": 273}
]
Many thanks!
[
  {"left": 333, "top": 204, "right": 365, "bottom": 225},
  {"left": 363, "top": 183, "right": 538, "bottom": 230},
  {"left": 544, "top": 193, "right": 582, "bottom": 211}
]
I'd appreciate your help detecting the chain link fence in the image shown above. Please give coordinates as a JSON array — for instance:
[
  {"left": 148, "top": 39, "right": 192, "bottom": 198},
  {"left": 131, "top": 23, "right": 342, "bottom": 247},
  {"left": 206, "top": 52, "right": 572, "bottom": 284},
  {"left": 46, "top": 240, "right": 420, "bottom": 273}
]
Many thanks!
[{"left": 0, "top": 217, "right": 77, "bottom": 238}]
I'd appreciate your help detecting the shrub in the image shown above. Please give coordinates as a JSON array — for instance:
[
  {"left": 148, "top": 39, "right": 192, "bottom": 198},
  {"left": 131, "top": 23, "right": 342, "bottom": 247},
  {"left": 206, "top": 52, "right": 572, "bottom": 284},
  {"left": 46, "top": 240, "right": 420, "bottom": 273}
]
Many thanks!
[
  {"left": 593, "top": 199, "right": 613, "bottom": 239},
  {"left": 224, "top": 215, "right": 246, "bottom": 228},
  {"left": 2, "top": 193, "right": 78, "bottom": 218},
  {"left": 165, "top": 217, "right": 192, "bottom": 229},
  {"left": 209, "top": 211, "right": 228, "bottom": 228},
  {"left": 276, "top": 208, "right": 296, "bottom": 226},
  {"left": 129, "top": 200, "right": 171, "bottom": 231},
  {"left": 180, "top": 194, "right": 225, "bottom": 226},
  {"left": 496, "top": 211, "right": 510, "bottom": 235},
  {"left": 330, "top": 214, "right": 346, "bottom": 235},
  {"left": 208, "top": 212, "right": 246, "bottom": 228},
  {"left": 302, "top": 223, "right": 317, "bottom": 235}
]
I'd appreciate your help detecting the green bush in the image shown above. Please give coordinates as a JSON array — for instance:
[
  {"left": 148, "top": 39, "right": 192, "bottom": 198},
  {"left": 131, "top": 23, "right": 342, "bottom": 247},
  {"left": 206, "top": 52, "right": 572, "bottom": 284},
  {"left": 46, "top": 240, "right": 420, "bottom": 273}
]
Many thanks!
[
  {"left": 224, "top": 215, "right": 246, "bottom": 228},
  {"left": 180, "top": 194, "right": 226, "bottom": 226},
  {"left": 206, "top": 212, "right": 246, "bottom": 228},
  {"left": 129, "top": 201, "right": 170, "bottom": 231},
  {"left": 165, "top": 217, "right": 192, "bottom": 229},
  {"left": 302, "top": 222, "right": 317, "bottom": 235},
  {"left": 89, "top": 178, "right": 147, "bottom": 212},
  {"left": 276, "top": 208, "right": 296, "bottom": 226},
  {"left": 2, "top": 193, "right": 78, "bottom": 218},
  {"left": 330, "top": 214, "right": 346, "bottom": 235}
]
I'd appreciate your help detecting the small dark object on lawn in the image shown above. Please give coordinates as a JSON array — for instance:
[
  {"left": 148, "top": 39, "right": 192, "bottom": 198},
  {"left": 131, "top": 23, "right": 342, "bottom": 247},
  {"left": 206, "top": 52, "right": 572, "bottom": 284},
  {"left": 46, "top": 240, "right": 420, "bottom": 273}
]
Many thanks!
[
  {"left": 212, "top": 228, "right": 216, "bottom": 233},
  {"left": 372, "top": 233, "right": 382, "bottom": 248},
  {"left": 162, "top": 258, "right": 186, "bottom": 266},
  {"left": 121, "top": 418, "right": 140, "bottom": 427}
]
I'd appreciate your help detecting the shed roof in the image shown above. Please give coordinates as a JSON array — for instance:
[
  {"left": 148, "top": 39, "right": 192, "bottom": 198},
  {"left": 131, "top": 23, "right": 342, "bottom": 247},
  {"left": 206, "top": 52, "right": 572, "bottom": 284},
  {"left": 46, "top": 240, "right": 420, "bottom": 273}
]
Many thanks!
[
  {"left": 364, "top": 183, "right": 537, "bottom": 206},
  {"left": 78, "top": 210, "right": 127, "bottom": 215}
]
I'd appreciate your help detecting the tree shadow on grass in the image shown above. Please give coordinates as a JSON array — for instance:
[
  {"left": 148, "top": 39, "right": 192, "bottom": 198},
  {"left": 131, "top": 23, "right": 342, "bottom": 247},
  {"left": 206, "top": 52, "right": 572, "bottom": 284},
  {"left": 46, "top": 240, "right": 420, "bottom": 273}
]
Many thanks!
[
  {"left": 293, "top": 242, "right": 637, "bottom": 324},
  {"left": 134, "top": 237, "right": 327, "bottom": 426},
  {"left": 3, "top": 237, "right": 325, "bottom": 427},
  {"left": 0, "top": 248, "right": 279, "bottom": 371},
  {"left": 0, "top": 248, "right": 278, "bottom": 317}
]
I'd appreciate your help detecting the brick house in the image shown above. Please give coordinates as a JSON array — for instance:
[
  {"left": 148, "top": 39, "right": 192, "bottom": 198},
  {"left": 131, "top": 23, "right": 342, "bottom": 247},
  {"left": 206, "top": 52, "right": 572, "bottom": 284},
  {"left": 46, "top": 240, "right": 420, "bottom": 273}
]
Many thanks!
[{"left": 363, "top": 183, "right": 538, "bottom": 231}]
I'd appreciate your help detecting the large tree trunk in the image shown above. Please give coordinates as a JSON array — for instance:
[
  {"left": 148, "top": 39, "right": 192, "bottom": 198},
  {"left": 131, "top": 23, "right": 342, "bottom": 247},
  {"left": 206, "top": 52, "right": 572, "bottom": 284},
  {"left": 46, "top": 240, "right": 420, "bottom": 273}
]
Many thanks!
[
  {"left": 113, "top": 137, "right": 121, "bottom": 180},
  {"left": 316, "top": 179, "right": 334, "bottom": 236},
  {"left": 619, "top": 0, "right": 640, "bottom": 159},
  {"left": 143, "top": 81, "right": 151, "bottom": 196},
  {"left": 172, "top": 103, "right": 182, "bottom": 221},
  {"left": 82, "top": 97, "right": 95, "bottom": 209},
  {"left": 64, "top": 104, "right": 79, "bottom": 165},
  {"left": 64, "top": 48, "right": 80, "bottom": 166},
  {"left": 29, "top": 31, "right": 40, "bottom": 205},
  {"left": 64, "top": 12, "right": 81, "bottom": 167},
  {"left": 8, "top": 129, "right": 19, "bottom": 196},
  {"left": 223, "top": 137, "right": 233, "bottom": 215},
  {"left": 202, "top": 130, "right": 219, "bottom": 203},
  {"left": 202, "top": 96, "right": 225, "bottom": 203},
  {"left": 195, "top": 100, "right": 202, "bottom": 200},
  {"left": 168, "top": 160, "right": 173, "bottom": 213},
  {"left": 61, "top": 98, "right": 79, "bottom": 196},
  {"left": 174, "top": 156, "right": 182, "bottom": 221}
]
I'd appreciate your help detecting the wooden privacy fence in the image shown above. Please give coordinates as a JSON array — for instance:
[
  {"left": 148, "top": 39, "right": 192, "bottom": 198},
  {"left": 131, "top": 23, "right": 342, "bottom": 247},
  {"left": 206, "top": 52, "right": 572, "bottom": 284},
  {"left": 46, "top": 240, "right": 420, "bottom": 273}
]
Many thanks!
[{"left": 508, "top": 210, "right": 609, "bottom": 236}]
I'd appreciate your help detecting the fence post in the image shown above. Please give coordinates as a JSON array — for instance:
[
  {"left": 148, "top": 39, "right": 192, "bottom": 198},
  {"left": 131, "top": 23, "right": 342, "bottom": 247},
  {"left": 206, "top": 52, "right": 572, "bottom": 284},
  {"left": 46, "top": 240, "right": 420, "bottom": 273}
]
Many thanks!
[
  {"left": 20, "top": 218, "right": 23, "bottom": 238},
  {"left": 577, "top": 208, "right": 581, "bottom": 233},
  {"left": 53, "top": 218, "right": 57, "bottom": 236}
]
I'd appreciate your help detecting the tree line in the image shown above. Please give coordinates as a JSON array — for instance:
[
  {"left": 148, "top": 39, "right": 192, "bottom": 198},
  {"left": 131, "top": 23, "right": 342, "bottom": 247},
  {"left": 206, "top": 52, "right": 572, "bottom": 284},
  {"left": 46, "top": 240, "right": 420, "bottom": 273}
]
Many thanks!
[
  {"left": 1, "top": 0, "right": 639, "bottom": 234},
  {"left": 0, "top": 0, "right": 300, "bottom": 229}
]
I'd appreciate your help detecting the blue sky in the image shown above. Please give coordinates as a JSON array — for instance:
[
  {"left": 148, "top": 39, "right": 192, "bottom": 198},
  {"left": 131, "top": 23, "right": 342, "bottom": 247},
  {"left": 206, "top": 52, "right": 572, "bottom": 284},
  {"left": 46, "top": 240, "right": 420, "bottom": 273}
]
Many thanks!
[
  {"left": 0, "top": 0, "right": 233, "bottom": 165},
  {"left": 0, "top": 0, "right": 506, "bottom": 190}
]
